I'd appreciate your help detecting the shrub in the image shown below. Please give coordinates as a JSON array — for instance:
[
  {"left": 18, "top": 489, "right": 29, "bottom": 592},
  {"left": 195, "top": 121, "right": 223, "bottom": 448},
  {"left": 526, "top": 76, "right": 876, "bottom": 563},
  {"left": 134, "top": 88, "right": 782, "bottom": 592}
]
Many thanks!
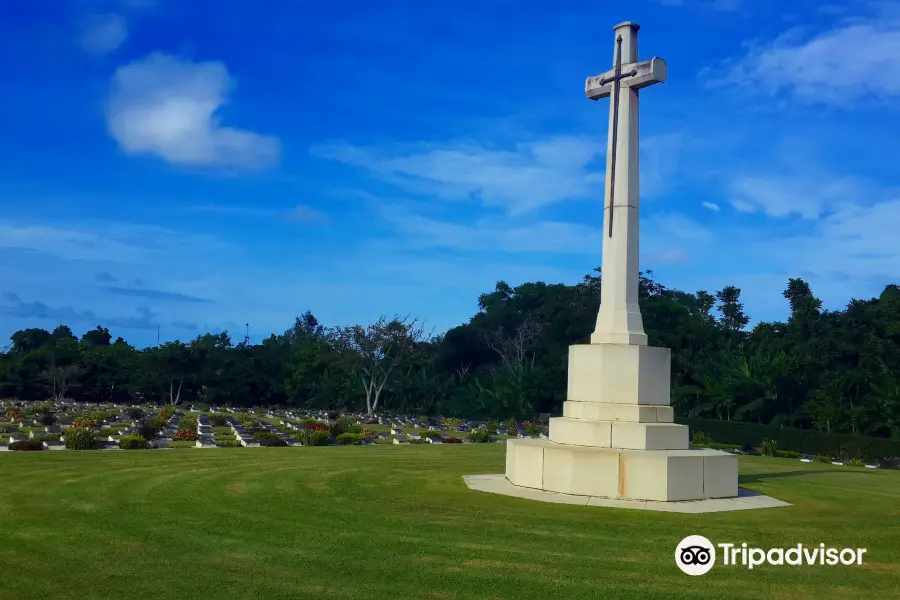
[
  {"left": 468, "top": 429, "right": 492, "bottom": 443},
  {"left": 303, "top": 422, "right": 331, "bottom": 434},
  {"left": 440, "top": 417, "right": 462, "bottom": 430},
  {"left": 347, "top": 425, "right": 362, "bottom": 434},
  {"left": 39, "top": 411, "right": 57, "bottom": 426},
  {"left": 172, "top": 429, "right": 198, "bottom": 442},
  {"left": 5, "top": 409, "right": 23, "bottom": 422},
  {"left": 675, "top": 417, "right": 900, "bottom": 463},
  {"left": 89, "top": 409, "right": 114, "bottom": 423},
  {"left": 9, "top": 440, "right": 44, "bottom": 451},
  {"left": 816, "top": 454, "right": 832, "bottom": 463},
  {"left": 523, "top": 423, "right": 544, "bottom": 437},
  {"left": 302, "top": 417, "right": 318, "bottom": 427},
  {"left": 127, "top": 408, "right": 146, "bottom": 420},
  {"left": 118, "top": 434, "right": 149, "bottom": 449},
  {"left": 209, "top": 414, "right": 228, "bottom": 427},
  {"left": 216, "top": 440, "right": 241, "bottom": 448},
  {"left": 777, "top": 450, "right": 800, "bottom": 459},
  {"left": 197, "top": 403, "right": 210, "bottom": 411},
  {"left": 331, "top": 416, "right": 353, "bottom": 436},
  {"left": 74, "top": 417, "right": 97, "bottom": 429},
  {"left": 32, "top": 402, "right": 54, "bottom": 415},
  {"left": 761, "top": 439, "right": 778, "bottom": 457},
  {"left": 259, "top": 436, "right": 287, "bottom": 447},
  {"left": 253, "top": 431, "right": 279, "bottom": 442},
  {"left": 297, "top": 430, "right": 330, "bottom": 446},
  {"left": 409, "top": 438, "right": 428, "bottom": 444},
  {"left": 442, "top": 437, "right": 463, "bottom": 444},
  {"left": 336, "top": 433, "right": 362, "bottom": 445},
  {"left": 178, "top": 417, "right": 198, "bottom": 430},
  {"left": 846, "top": 457, "right": 866, "bottom": 467},
  {"left": 708, "top": 442, "right": 741, "bottom": 452},
  {"left": 30, "top": 433, "right": 62, "bottom": 442},
  {"left": 691, "top": 431, "right": 714, "bottom": 446},
  {"left": 136, "top": 417, "right": 166, "bottom": 440},
  {"left": 237, "top": 413, "right": 258, "bottom": 428},
  {"left": 64, "top": 427, "right": 101, "bottom": 450},
  {"left": 359, "top": 428, "right": 378, "bottom": 440}
]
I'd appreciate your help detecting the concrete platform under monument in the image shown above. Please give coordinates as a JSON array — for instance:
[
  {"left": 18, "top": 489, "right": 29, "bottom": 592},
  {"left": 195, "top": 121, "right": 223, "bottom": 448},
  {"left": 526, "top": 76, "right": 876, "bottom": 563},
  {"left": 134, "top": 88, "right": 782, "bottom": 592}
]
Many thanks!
[{"left": 463, "top": 474, "right": 791, "bottom": 514}]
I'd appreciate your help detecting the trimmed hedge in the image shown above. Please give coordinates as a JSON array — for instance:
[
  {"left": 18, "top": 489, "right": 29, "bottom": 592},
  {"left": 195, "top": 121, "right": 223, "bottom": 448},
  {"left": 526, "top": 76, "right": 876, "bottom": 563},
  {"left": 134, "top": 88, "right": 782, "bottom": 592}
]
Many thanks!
[{"left": 678, "top": 417, "right": 900, "bottom": 462}]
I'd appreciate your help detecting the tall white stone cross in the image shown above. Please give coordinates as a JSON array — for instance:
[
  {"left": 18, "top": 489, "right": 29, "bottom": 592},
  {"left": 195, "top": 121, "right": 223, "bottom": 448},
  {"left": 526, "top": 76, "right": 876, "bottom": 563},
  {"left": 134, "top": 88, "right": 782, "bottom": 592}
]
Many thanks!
[{"left": 584, "top": 22, "right": 666, "bottom": 347}]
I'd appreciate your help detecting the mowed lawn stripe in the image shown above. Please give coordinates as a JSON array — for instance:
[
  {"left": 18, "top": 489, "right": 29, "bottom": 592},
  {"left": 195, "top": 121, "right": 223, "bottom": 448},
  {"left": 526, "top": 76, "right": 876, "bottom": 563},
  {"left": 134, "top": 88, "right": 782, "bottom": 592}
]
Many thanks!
[{"left": 0, "top": 446, "right": 898, "bottom": 600}]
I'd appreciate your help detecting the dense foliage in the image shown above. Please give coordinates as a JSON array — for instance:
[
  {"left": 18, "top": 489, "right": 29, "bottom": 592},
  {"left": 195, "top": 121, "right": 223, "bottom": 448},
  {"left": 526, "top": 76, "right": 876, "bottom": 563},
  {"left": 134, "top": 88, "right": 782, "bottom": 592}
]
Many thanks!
[{"left": 2, "top": 270, "right": 900, "bottom": 441}]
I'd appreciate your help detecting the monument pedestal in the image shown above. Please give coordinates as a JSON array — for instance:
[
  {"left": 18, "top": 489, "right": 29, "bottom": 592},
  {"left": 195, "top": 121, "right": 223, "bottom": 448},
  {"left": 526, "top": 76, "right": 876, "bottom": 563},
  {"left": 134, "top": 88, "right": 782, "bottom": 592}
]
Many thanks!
[{"left": 504, "top": 343, "right": 738, "bottom": 502}]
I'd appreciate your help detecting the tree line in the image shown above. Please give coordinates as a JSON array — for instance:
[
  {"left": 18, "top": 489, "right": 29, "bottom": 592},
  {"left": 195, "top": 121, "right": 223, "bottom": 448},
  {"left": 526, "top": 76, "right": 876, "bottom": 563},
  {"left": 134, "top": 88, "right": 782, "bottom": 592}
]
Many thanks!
[{"left": 1, "top": 269, "right": 899, "bottom": 439}]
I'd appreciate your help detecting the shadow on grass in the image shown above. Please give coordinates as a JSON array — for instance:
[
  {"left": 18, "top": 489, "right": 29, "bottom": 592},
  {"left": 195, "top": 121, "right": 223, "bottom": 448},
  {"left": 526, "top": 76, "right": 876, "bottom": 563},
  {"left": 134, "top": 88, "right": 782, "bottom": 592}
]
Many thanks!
[{"left": 740, "top": 469, "right": 876, "bottom": 484}]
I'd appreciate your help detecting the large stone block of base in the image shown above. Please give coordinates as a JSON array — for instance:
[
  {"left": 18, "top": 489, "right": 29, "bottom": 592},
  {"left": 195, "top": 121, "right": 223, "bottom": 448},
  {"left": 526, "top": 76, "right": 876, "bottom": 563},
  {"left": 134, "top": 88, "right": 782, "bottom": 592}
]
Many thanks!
[
  {"left": 506, "top": 438, "right": 738, "bottom": 502},
  {"left": 567, "top": 343, "right": 671, "bottom": 405},
  {"left": 563, "top": 401, "right": 674, "bottom": 423},
  {"left": 549, "top": 417, "right": 688, "bottom": 450}
]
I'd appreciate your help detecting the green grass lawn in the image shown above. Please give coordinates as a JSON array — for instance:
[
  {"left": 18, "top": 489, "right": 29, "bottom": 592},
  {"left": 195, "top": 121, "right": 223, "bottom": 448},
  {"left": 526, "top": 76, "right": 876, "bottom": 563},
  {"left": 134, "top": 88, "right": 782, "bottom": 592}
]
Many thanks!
[{"left": 0, "top": 446, "right": 897, "bottom": 600}]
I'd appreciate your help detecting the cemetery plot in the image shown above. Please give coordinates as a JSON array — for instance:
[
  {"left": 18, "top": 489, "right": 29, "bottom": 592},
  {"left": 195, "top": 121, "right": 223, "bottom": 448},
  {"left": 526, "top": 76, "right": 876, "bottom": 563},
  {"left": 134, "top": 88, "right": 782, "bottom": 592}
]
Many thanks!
[{"left": 0, "top": 400, "right": 895, "bottom": 468}]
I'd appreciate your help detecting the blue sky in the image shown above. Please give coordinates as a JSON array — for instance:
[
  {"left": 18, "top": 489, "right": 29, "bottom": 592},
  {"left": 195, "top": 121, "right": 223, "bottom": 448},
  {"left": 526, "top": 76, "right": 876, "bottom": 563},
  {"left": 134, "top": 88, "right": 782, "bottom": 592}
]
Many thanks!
[{"left": 2, "top": 0, "right": 900, "bottom": 348}]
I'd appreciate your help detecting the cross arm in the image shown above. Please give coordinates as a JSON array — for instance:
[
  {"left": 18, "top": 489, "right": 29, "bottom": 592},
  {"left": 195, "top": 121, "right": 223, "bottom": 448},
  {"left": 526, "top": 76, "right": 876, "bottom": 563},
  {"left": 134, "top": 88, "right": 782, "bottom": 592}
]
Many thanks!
[{"left": 585, "top": 57, "right": 668, "bottom": 101}]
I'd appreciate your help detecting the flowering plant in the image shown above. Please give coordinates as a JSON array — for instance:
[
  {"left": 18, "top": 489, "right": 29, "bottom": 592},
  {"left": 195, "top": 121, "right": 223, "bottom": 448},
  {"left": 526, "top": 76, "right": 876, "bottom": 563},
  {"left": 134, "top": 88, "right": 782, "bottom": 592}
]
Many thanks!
[
  {"left": 303, "top": 423, "right": 331, "bottom": 433},
  {"left": 74, "top": 417, "right": 97, "bottom": 429},
  {"left": 172, "top": 429, "right": 198, "bottom": 442}
]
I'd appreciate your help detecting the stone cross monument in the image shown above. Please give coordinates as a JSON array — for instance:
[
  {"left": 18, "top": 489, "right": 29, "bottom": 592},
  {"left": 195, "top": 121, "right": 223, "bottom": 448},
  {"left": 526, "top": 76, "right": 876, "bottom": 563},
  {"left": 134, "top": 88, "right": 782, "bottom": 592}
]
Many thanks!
[{"left": 504, "top": 22, "right": 738, "bottom": 503}]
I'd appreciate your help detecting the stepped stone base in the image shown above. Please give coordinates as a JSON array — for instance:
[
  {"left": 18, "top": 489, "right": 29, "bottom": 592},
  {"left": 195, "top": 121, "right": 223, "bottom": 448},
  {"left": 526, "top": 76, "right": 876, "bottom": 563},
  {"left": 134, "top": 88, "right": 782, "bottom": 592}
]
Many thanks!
[{"left": 506, "top": 438, "right": 737, "bottom": 502}]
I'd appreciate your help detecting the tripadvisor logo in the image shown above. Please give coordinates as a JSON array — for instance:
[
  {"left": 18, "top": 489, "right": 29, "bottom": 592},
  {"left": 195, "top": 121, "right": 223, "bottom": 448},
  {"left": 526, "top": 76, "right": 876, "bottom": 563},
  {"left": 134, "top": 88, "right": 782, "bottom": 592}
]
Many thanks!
[{"left": 675, "top": 535, "right": 868, "bottom": 576}]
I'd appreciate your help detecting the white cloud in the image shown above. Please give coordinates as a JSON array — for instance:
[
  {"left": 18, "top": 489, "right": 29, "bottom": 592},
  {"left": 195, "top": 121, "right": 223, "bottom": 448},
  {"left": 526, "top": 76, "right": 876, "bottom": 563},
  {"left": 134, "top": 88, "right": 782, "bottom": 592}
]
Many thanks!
[
  {"left": 706, "top": 15, "right": 900, "bottom": 106},
  {"left": 702, "top": 202, "right": 721, "bottom": 211},
  {"left": 80, "top": 13, "right": 127, "bottom": 56},
  {"left": 106, "top": 53, "right": 280, "bottom": 169}
]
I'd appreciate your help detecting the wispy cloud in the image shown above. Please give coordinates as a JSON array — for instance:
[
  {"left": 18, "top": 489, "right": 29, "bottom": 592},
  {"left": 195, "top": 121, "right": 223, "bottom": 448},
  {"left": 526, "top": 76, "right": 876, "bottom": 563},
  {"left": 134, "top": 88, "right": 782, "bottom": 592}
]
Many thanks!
[
  {"left": 107, "top": 53, "right": 281, "bottom": 169},
  {"left": 80, "top": 13, "right": 127, "bottom": 56},
  {"left": 703, "top": 11, "right": 900, "bottom": 106},
  {"left": 378, "top": 207, "right": 601, "bottom": 254},
  {"left": 655, "top": 0, "right": 741, "bottom": 9},
  {"left": 311, "top": 136, "right": 604, "bottom": 214},
  {"left": 183, "top": 203, "right": 328, "bottom": 223},
  {"left": 95, "top": 271, "right": 118, "bottom": 283},
  {"left": 0, "top": 219, "right": 233, "bottom": 263},
  {"left": 727, "top": 173, "right": 881, "bottom": 219},
  {"left": 702, "top": 202, "right": 721, "bottom": 211},
  {"left": 284, "top": 204, "right": 329, "bottom": 224},
  {"left": 0, "top": 292, "right": 178, "bottom": 332},
  {"left": 101, "top": 286, "right": 214, "bottom": 304}
]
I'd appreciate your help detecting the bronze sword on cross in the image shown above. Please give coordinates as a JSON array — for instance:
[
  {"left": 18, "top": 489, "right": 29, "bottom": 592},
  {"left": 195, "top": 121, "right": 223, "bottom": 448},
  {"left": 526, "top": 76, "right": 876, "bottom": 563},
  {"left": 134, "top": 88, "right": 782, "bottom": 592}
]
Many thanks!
[
  {"left": 599, "top": 35, "right": 637, "bottom": 238},
  {"left": 585, "top": 23, "right": 667, "bottom": 239}
]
